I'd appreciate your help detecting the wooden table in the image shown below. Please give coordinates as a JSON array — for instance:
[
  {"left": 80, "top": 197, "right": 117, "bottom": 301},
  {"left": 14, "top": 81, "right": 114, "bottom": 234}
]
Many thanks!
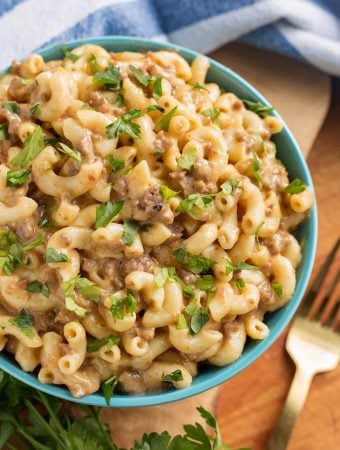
[{"left": 217, "top": 80, "right": 340, "bottom": 450}]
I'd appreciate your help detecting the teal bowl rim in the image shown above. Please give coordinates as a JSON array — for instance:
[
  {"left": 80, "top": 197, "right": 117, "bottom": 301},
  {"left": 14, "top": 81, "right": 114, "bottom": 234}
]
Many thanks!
[{"left": 0, "top": 36, "right": 317, "bottom": 407}]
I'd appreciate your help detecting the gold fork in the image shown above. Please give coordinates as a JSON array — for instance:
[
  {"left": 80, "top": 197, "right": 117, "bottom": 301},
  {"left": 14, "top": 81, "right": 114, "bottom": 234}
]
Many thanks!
[{"left": 266, "top": 239, "right": 340, "bottom": 450}]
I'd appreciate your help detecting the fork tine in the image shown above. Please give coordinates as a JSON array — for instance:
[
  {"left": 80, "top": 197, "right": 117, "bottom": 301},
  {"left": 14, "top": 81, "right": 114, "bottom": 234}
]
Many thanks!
[
  {"left": 319, "top": 272, "right": 339, "bottom": 325},
  {"left": 306, "top": 239, "right": 339, "bottom": 320}
]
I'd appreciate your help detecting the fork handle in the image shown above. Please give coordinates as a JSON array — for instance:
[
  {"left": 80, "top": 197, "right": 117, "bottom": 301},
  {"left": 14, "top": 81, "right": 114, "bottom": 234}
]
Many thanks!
[{"left": 266, "top": 367, "right": 314, "bottom": 450}]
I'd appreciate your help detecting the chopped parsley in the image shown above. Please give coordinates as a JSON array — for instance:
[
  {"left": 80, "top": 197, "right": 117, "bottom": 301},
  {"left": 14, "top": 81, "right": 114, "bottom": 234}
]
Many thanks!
[
  {"left": 225, "top": 260, "right": 259, "bottom": 275},
  {"left": 0, "top": 124, "right": 7, "bottom": 140},
  {"left": 146, "top": 104, "right": 165, "bottom": 113},
  {"left": 93, "top": 64, "right": 121, "bottom": 88},
  {"left": 285, "top": 178, "right": 306, "bottom": 195},
  {"left": 272, "top": 283, "right": 283, "bottom": 298},
  {"left": 190, "top": 308, "right": 209, "bottom": 335},
  {"left": 26, "top": 280, "right": 50, "bottom": 298},
  {"left": 102, "top": 375, "right": 118, "bottom": 406},
  {"left": 174, "top": 246, "right": 216, "bottom": 274},
  {"left": 190, "top": 82, "right": 209, "bottom": 92},
  {"left": 243, "top": 99, "right": 274, "bottom": 118},
  {"left": 174, "top": 276, "right": 195, "bottom": 298},
  {"left": 3, "top": 102, "right": 20, "bottom": 114},
  {"left": 11, "top": 126, "right": 45, "bottom": 168},
  {"left": 177, "top": 193, "right": 214, "bottom": 216},
  {"left": 255, "top": 221, "right": 265, "bottom": 244},
  {"left": 159, "top": 106, "right": 177, "bottom": 132},
  {"left": 178, "top": 147, "right": 197, "bottom": 170},
  {"left": 0, "top": 231, "right": 44, "bottom": 275},
  {"left": 154, "top": 267, "right": 176, "bottom": 288},
  {"left": 46, "top": 248, "right": 69, "bottom": 263},
  {"left": 87, "top": 335, "right": 120, "bottom": 353},
  {"left": 61, "top": 46, "right": 80, "bottom": 63},
  {"left": 221, "top": 179, "right": 240, "bottom": 195},
  {"left": 122, "top": 219, "right": 139, "bottom": 246},
  {"left": 21, "top": 78, "right": 33, "bottom": 86},
  {"left": 235, "top": 277, "right": 245, "bottom": 289},
  {"left": 65, "top": 296, "right": 87, "bottom": 317},
  {"left": 9, "top": 309, "right": 34, "bottom": 338},
  {"left": 95, "top": 200, "right": 124, "bottom": 228},
  {"left": 109, "top": 290, "right": 137, "bottom": 320},
  {"left": 30, "top": 104, "right": 41, "bottom": 117},
  {"left": 177, "top": 314, "right": 188, "bottom": 329},
  {"left": 107, "top": 155, "right": 125, "bottom": 172},
  {"left": 160, "top": 185, "right": 179, "bottom": 202},
  {"left": 251, "top": 152, "right": 263, "bottom": 184},
  {"left": 106, "top": 109, "right": 144, "bottom": 141},
  {"left": 129, "top": 65, "right": 154, "bottom": 87},
  {"left": 201, "top": 107, "right": 220, "bottom": 125},
  {"left": 87, "top": 54, "right": 101, "bottom": 74},
  {"left": 162, "top": 369, "right": 184, "bottom": 382},
  {"left": 152, "top": 77, "right": 163, "bottom": 99},
  {"left": 57, "top": 142, "right": 82, "bottom": 162},
  {"left": 6, "top": 168, "right": 30, "bottom": 187},
  {"left": 195, "top": 275, "right": 216, "bottom": 292}
]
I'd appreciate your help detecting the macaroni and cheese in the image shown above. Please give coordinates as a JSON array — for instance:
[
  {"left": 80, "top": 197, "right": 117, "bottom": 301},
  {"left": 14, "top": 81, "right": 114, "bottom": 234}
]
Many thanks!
[{"left": 0, "top": 45, "right": 313, "bottom": 398}]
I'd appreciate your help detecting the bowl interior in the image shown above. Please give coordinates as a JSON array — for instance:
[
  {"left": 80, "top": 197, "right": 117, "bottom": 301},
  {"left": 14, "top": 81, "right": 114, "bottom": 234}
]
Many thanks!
[{"left": 0, "top": 37, "right": 317, "bottom": 407}]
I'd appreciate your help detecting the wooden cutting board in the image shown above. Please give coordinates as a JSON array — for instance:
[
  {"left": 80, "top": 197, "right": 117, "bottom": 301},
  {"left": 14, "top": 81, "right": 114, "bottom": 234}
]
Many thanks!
[{"left": 105, "top": 43, "right": 332, "bottom": 448}]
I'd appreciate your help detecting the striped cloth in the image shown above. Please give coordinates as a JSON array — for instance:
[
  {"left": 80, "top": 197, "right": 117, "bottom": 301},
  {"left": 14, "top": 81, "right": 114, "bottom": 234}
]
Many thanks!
[{"left": 0, "top": 0, "right": 339, "bottom": 75}]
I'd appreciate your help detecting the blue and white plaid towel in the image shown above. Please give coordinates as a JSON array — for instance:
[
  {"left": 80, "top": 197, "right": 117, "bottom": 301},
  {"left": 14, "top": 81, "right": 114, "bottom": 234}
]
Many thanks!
[{"left": 0, "top": 0, "right": 339, "bottom": 75}]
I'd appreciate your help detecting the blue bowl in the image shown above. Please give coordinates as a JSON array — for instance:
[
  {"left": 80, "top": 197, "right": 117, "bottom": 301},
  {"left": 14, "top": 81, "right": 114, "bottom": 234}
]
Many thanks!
[{"left": 0, "top": 36, "right": 317, "bottom": 407}]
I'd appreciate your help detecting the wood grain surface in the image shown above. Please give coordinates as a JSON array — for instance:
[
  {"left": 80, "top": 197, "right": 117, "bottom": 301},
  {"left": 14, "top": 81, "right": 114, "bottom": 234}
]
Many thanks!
[{"left": 217, "top": 81, "right": 340, "bottom": 450}]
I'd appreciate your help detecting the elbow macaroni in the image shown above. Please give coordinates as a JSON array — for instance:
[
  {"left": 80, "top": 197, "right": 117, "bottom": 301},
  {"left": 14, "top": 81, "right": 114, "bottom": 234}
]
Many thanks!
[{"left": 0, "top": 45, "right": 313, "bottom": 397}]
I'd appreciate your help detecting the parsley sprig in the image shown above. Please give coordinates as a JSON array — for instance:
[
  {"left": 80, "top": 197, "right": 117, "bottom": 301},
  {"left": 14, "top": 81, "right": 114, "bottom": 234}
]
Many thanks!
[
  {"left": 0, "top": 231, "right": 44, "bottom": 275},
  {"left": 11, "top": 126, "right": 45, "bottom": 168},
  {"left": 106, "top": 109, "right": 144, "bottom": 141},
  {"left": 243, "top": 99, "right": 274, "bottom": 118},
  {"left": 0, "top": 369, "right": 251, "bottom": 449},
  {"left": 174, "top": 246, "right": 216, "bottom": 274}
]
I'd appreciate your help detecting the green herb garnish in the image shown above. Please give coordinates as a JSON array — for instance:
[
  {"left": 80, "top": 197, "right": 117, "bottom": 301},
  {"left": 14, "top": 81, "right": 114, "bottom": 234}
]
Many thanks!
[
  {"left": 95, "top": 200, "right": 124, "bottom": 228},
  {"left": 110, "top": 290, "right": 137, "bottom": 320},
  {"left": 107, "top": 155, "right": 125, "bottom": 172},
  {"left": 162, "top": 369, "right": 184, "bottom": 382},
  {"left": 30, "top": 104, "right": 41, "bottom": 116},
  {"left": 87, "top": 335, "right": 120, "bottom": 353},
  {"left": 160, "top": 185, "right": 178, "bottom": 202},
  {"left": 93, "top": 64, "right": 121, "bottom": 88},
  {"left": 9, "top": 309, "right": 34, "bottom": 337},
  {"left": 178, "top": 147, "right": 197, "bottom": 170},
  {"left": 87, "top": 54, "right": 101, "bottom": 74},
  {"left": 122, "top": 219, "right": 139, "bottom": 246},
  {"left": 61, "top": 46, "right": 80, "bottom": 62},
  {"left": 3, "top": 102, "right": 20, "bottom": 114},
  {"left": 57, "top": 142, "right": 82, "bottom": 162},
  {"left": 285, "top": 178, "right": 306, "bottom": 195},
  {"left": 243, "top": 99, "right": 274, "bottom": 118},
  {"left": 225, "top": 260, "right": 259, "bottom": 275},
  {"left": 221, "top": 179, "right": 240, "bottom": 195},
  {"left": 26, "top": 280, "right": 50, "bottom": 298},
  {"left": 154, "top": 267, "right": 176, "bottom": 288},
  {"left": 46, "top": 248, "right": 69, "bottom": 263},
  {"left": 11, "top": 126, "right": 45, "bottom": 168},
  {"left": 0, "top": 124, "right": 7, "bottom": 140},
  {"left": 159, "top": 106, "right": 177, "bottom": 131},
  {"left": 106, "top": 109, "right": 144, "bottom": 141},
  {"left": 251, "top": 152, "right": 263, "bottom": 184},
  {"left": 129, "top": 65, "right": 154, "bottom": 87},
  {"left": 146, "top": 104, "right": 165, "bottom": 113},
  {"left": 174, "top": 246, "right": 216, "bottom": 274},
  {"left": 235, "top": 277, "right": 245, "bottom": 289},
  {"left": 190, "top": 82, "right": 209, "bottom": 92},
  {"left": 195, "top": 275, "right": 216, "bottom": 292},
  {"left": 177, "top": 193, "right": 214, "bottom": 215},
  {"left": 201, "top": 107, "right": 220, "bottom": 124},
  {"left": 6, "top": 168, "right": 30, "bottom": 187},
  {"left": 102, "top": 375, "right": 118, "bottom": 406},
  {"left": 177, "top": 314, "right": 188, "bottom": 330},
  {"left": 272, "top": 283, "right": 283, "bottom": 298},
  {"left": 152, "top": 77, "right": 163, "bottom": 99}
]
